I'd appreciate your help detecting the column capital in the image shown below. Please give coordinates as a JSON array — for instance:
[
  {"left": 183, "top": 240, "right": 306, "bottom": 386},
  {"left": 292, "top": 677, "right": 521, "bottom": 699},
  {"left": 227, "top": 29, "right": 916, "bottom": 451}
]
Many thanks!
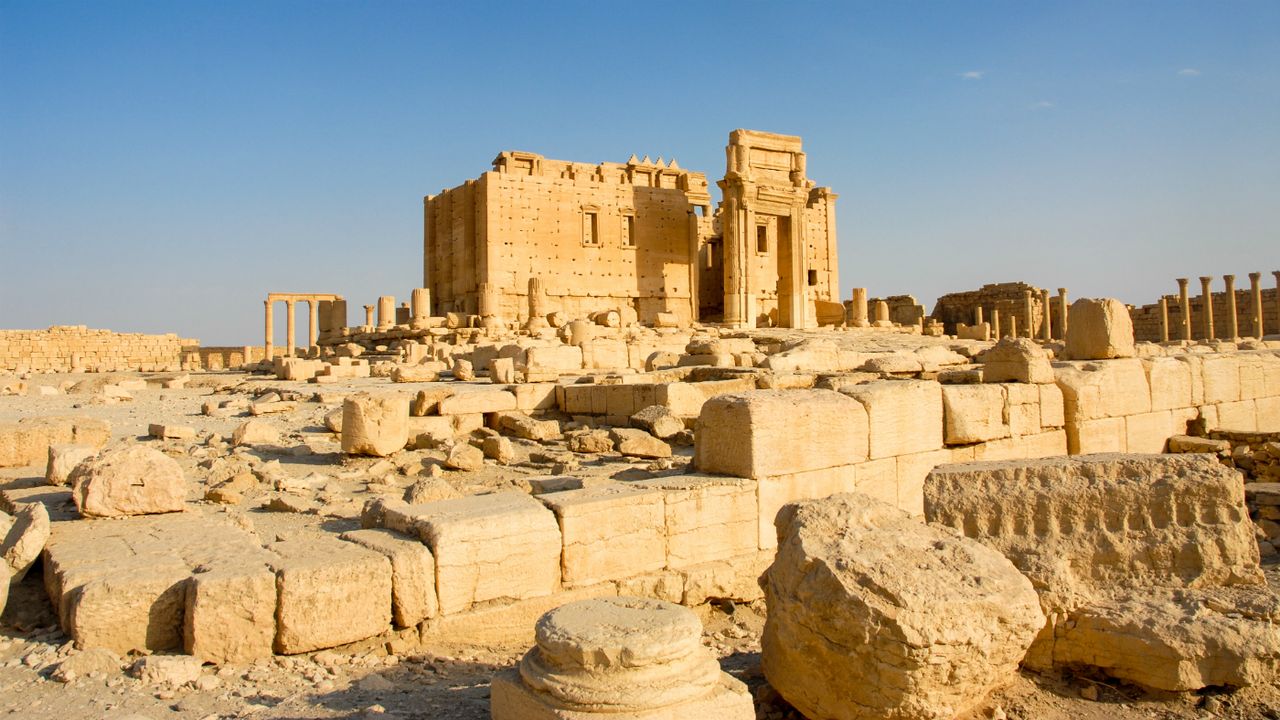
[
  {"left": 1223, "top": 274, "right": 1236, "bottom": 283},
  {"left": 1248, "top": 272, "right": 1261, "bottom": 283},
  {"left": 1176, "top": 277, "right": 1189, "bottom": 287},
  {"left": 1199, "top": 276, "right": 1213, "bottom": 284},
  {"left": 1057, "top": 287, "right": 1068, "bottom": 295}
]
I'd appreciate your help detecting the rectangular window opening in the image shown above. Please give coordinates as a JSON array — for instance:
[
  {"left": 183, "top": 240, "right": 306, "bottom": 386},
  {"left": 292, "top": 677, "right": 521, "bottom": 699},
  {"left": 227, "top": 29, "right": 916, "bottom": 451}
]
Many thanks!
[
  {"left": 583, "top": 211, "right": 599, "bottom": 246},
  {"left": 756, "top": 225, "right": 768, "bottom": 254},
  {"left": 622, "top": 214, "right": 636, "bottom": 248}
]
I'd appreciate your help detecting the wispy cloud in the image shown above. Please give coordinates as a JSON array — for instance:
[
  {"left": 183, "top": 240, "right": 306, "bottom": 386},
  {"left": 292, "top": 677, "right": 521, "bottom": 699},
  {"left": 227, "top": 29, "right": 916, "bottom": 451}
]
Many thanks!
[
  {"left": 1031, "top": 100, "right": 1055, "bottom": 110},
  {"left": 959, "top": 70, "right": 985, "bottom": 80},
  {"left": 1178, "top": 68, "right": 1202, "bottom": 77}
]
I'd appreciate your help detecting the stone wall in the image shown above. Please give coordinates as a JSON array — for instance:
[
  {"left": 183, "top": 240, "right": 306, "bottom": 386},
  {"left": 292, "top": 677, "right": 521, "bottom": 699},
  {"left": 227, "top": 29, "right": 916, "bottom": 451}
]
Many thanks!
[
  {"left": 0, "top": 326, "right": 197, "bottom": 373},
  {"left": 930, "top": 282, "right": 1056, "bottom": 337},
  {"left": 1130, "top": 287, "right": 1279, "bottom": 342}
]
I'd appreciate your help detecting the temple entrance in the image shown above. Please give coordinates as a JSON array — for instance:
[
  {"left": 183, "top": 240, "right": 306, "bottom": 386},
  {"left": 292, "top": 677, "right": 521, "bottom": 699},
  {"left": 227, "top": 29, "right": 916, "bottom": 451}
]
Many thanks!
[{"left": 775, "top": 216, "right": 795, "bottom": 327}]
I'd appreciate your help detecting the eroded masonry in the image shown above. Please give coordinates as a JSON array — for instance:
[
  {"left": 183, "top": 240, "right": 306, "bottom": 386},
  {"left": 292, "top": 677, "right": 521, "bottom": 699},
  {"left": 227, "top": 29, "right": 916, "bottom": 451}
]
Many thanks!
[{"left": 2, "top": 129, "right": 1280, "bottom": 719}]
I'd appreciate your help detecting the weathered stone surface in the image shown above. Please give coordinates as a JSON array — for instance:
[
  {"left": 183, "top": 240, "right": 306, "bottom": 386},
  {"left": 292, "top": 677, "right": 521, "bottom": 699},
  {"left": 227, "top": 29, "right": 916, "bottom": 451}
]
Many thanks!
[
  {"left": 495, "top": 411, "right": 562, "bottom": 442},
  {"left": 567, "top": 429, "right": 614, "bottom": 454},
  {"left": 942, "top": 384, "right": 1008, "bottom": 444},
  {"left": 341, "top": 528, "right": 438, "bottom": 627},
  {"left": 483, "top": 435, "right": 517, "bottom": 464},
  {"left": 696, "top": 390, "right": 868, "bottom": 478},
  {"left": 69, "top": 445, "right": 187, "bottom": 517},
  {"left": 981, "top": 337, "right": 1054, "bottom": 384},
  {"left": 491, "top": 597, "right": 753, "bottom": 720},
  {"left": 231, "top": 419, "right": 278, "bottom": 447},
  {"left": 184, "top": 564, "right": 277, "bottom": 664},
  {"left": 403, "top": 477, "right": 461, "bottom": 504},
  {"left": 762, "top": 493, "right": 1043, "bottom": 720},
  {"left": 1065, "top": 297, "right": 1136, "bottom": 360},
  {"left": 0, "top": 416, "right": 110, "bottom": 468},
  {"left": 45, "top": 444, "right": 97, "bottom": 486},
  {"left": 539, "top": 485, "right": 666, "bottom": 587},
  {"left": 609, "top": 427, "right": 672, "bottom": 459},
  {"left": 341, "top": 392, "right": 409, "bottom": 457},
  {"left": 445, "top": 442, "right": 485, "bottom": 471},
  {"left": 632, "top": 475, "right": 758, "bottom": 569},
  {"left": 925, "top": 454, "right": 1278, "bottom": 690},
  {"left": 630, "top": 405, "right": 683, "bottom": 439},
  {"left": 268, "top": 537, "right": 393, "bottom": 654},
  {"left": 841, "top": 381, "right": 943, "bottom": 460},
  {"left": 2, "top": 502, "right": 50, "bottom": 581},
  {"left": 391, "top": 492, "right": 561, "bottom": 614},
  {"left": 438, "top": 390, "right": 517, "bottom": 415},
  {"left": 130, "top": 654, "right": 204, "bottom": 687}
]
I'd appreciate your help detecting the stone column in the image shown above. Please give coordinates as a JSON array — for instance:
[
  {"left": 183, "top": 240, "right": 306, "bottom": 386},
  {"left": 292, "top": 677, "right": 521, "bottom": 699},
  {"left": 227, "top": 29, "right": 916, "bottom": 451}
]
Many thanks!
[
  {"left": 1249, "top": 272, "right": 1263, "bottom": 338},
  {"left": 974, "top": 306, "right": 984, "bottom": 326},
  {"left": 285, "top": 299, "right": 296, "bottom": 357},
  {"left": 1023, "top": 290, "right": 1034, "bottom": 339},
  {"left": 528, "top": 277, "right": 547, "bottom": 320},
  {"left": 1274, "top": 271, "right": 1280, "bottom": 337},
  {"left": 307, "top": 301, "right": 319, "bottom": 349},
  {"left": 1199, "top": 276, "right": 1215, "bottom": 340},
  {"left": 1177, "top": 278, "right": 1191, "bottom": 341},
  {"left": 1057, "top": 288, "right": 1069, "bottom": 340},
  {"left": 377, "top": 295, "right": 395, "bottom": 330},
  {"left": 363, "top": 304, "right": 375, "bottom": 329},
  {"left": 873, "top": 300, "right": 889, "bottom": 325},
  {"left": 1223, "top": 275, "right": 1239, "bottom": 339},
  {"left": 1008, "top": 314, "right": 1017, "bottom": 338},
  {"left": 411, "top": 288, "right": 431, "bottom": 324},
  {"left": 264, "top": 299, "right": 274, "bottom": 361},
  {"left": 991, "top": 308, "right": 1001, "bottom": 338},
  {"left": 1040, "top": 289, "right": 1052, "bottom": 341},
  {"left": 331, "top": 299, "right": 348, "bottom": 334},
  {"left": 1159, "top": 297, "right": 1170, "bottom": 343},
  {"left": 849, "top": 288, "right": 869, "bottom": 327}
]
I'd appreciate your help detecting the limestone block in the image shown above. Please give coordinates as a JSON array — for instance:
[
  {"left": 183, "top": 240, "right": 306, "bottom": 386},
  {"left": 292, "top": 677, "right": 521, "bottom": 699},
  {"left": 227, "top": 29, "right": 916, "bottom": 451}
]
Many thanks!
[
  {"left": 609, "top": 428, "right": 671, "bottom": 459},
  {"left": 1067, "top": 416, "right": 1127, "bottom": 454},
  {"left": 1065, "top": 297, "right": 1136, "bottom": 360},
  {"left": 1055, "top": 358, "right": 1151, "bottom": 421},
  {"left": 391, "top": 364, "right": 442, "bottom": 383},
  {"left": 539, "top": 486, "right": 666, "bottom": 587},
  {"left": 756, "top": 465, "right": 857, "bottom": 550},
  {"left": 2, "top": 502, "right": 49, "bottom": 581},
  {"left": 184, "top": 565, "right": 277, "bottom": 664},
  {"left": 942, "top": 384, "right": 1008, "bottom": 444},
  {"left": 655, "top": 378, "right": 756, "bottom": 418},
  {"left": 1144, "top": 357, "right": 1194, "bottom": 411},
  {"left": 1202, "top": 355, "right": 1242, "bottom": 404},
  {"left": 410, "top": 388, "right": 454, "bottom": 416},
  {"left": 0, "top": 416, "right": 110, "bottom": 468},
  {"left": 232, "top": 419, "right": 278, "bottom": 447},
  {"left": 981, "top": 337, "right": 1054, "bottom": 383},
  {"left": 341, "top": 392, "right": 409, "bottom": 457},
  {"left": 841, "top": 380, "right": 943, "bottom": 460},
  {"left": 629, "top": 405, "right": 683, "bottom": 439},
  {"left": 406, "top": 416, "right": 454, "bottom": 448},
  {"left": 445, "top": 442, "right": 485, "bottom": 471},
  {"left": 762, "top": 494, "right": 1044, "bottom": 720},
  {"left": 410, "top": 492, "right": 561, "bottom": 614},
  {"left": 679, "top": 552, "right": 772, "bottom": 605},
  {"left": 494, "top": 411, "right": 562, "bottom": 442},
  {"left": 45, "top": 444, "right": 96, "bottom": 486},
  {"left": 696, "top": 390, "right": 868, "bottom": 479},
  {"left": 341, "top": 528, "right": 437, "bottom": 627},
  {"left": 580, "top": 338, "right": 629, "bottom": 370},
  {"left": 895, "top": 448, "right": 954, "bottom": 517},
  {"left": 1217, "top": 400, "right": 1258, "bottom": 431},
  {"left": 1124, "top": 410, "right": 1177, "bottom": 453},
  {"left": 526, "top": 345, "right": 583, "bottom": 381},
  {"left": 970, "top": 430, "right": 1068, "bottom": 463},
  {"left": 491, "top": 597, "right": 754, "bottom": 720},
  {"left": 67, "top": 560, "right": 191, "bottom": 653},
  {"left": 438, "top": 390, "right": 517, "bottom": 415},
  {"left": 1239, "top": 355, "right": 1266, "bottom": 400},
  {"left": 1258, "top": 396, "right": 1280, "bottom": 431},
  {"left": 513, "top": 383, "right": 559, "bottom": 412},
  {"left": 268, "top": 538, "right": 392, "bottom": 654},
  {"left": 69, "top": 445, "right": 187, "bottom": 517},
  {"left": 852, "top": 457, "right": 897, "bottom": 507},
  {"left": 632, "top": 475, "right": 758, "bottom": 569}
]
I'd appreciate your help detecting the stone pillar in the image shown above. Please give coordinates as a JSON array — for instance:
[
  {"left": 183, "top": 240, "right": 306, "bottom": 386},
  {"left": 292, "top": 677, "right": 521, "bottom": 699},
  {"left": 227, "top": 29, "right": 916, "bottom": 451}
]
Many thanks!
[
  {"left": 1057, "top": 288, "right": 1069, "bottom": 340},
  {"left": 363, "top": 304, "right": 375, "bottom": 329},
  {"left": 528, "top": 277, "right": 547, "bottom": 319},
  {"left": 873, "top": 300, "right": 890, "bottom": 325},
  {"left": 377, "top": 295, "right": 395, "bottom": 330},
  {"left": 1249, "top": 272, "right": 1263, "bottom": 339},
  {"left": 307, "top": 301, "right": 319, "bottom": 349},
  {"left": 285, "top": 299, "right": 296, "bottom": 357},
  {"left": 1199, "top": 276, "right": 1215, "bottom": 340},
  {"left": 1040, "top": 289, "right": 1052, "bottom": 341},
  {"left": 1274, "top": 271, "right": 1280, "bottom": 337},
  {"left": 849, "top": 288, "right": 868, "bottom": 327},
  {"left": 264, "top": 299, "right": 274, "bottom": 361},
  {"left": 1222, "top": 275, "right": 1238, "bottom": 339},
  {"left": 1023, "top": 290, "right": 1034, "bottom": 339},
  {"left": 973, "top": 306, "right": 984, "bottom": 326},
  {"left": 411, "top": 288, "right": 431, "bottom": 323},
  {"left": 1159, "top": 297, "right": 1170, "bottom": 343},
  {"left": 1177, "top": 278, "right": 1191, "bottom": 341},
  {"left": 1008, "top": 314, "right": 1017, "bottom": 338},
  {"left": 991, "top": 308, "right": 1001, "bottom": 338},
  {"left": 331, "top": 299, "right": 348, "bottom": 334}
]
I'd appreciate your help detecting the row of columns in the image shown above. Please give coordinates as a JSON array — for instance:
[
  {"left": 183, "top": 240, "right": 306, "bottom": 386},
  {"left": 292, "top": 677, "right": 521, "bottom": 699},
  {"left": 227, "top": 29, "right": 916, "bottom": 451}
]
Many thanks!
[
  {"left": 1170, "top": 272, "right": 1277, "bottom": 342},
  {"left": 966, "top": 288, "right": 1068, "bottom": 340},
  {"left": 263, "top": 289, "right": 437, "bottom": 361}
]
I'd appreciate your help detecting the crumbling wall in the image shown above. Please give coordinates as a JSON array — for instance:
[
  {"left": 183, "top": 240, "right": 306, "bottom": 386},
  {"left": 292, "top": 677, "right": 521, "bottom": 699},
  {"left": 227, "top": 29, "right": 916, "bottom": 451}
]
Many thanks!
[
  {"left": 0, "top": 326, "right": 197, "bottom": 373},
  {"left": 931, "top": 282, "right": 1048, "bottom": 336}
]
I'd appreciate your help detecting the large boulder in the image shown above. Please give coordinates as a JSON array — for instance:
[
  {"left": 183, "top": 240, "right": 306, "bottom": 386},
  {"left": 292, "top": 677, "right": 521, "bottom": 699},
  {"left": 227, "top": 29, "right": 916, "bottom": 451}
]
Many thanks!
[
  {"left": 2, "top": 502, "right": 50, "bottom": 581},
  {"left": 925, "top": 454, "right": 1280, "bottom": 690},
  {"left": 341, "top": 392, "right": 409, "bottom": 457},
  {"left": 1064, "top": 297, "right": 1135, "bottom": 360},
  {"left": 69, "top": 446, "right": 187, "bottom": 517},
  {"left": 762, "top": 493, "right": 1044, "bottom": 720}
]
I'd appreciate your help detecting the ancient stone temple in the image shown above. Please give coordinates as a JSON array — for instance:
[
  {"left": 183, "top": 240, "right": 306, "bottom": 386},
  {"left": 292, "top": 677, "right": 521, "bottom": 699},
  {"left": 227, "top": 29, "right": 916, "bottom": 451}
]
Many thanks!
[{"left": 422, "top": 129, "right": 840, "bottom": 329}]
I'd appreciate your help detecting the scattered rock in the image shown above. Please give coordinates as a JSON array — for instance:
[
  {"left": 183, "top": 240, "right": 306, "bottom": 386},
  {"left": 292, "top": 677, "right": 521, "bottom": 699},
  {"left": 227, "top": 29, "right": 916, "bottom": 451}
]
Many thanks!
[
  {"left": 2, "top": 502, "right": 50, "bottom": 581},
  {"left": 444, "top": 443, "right": 484, "bottom": 471},
  {"left": 403, "top": 477, "right": 461, "bottom": 504},
  {"left": 630, "top": 405, "right": 684, "bottom": 439},
  {"left": 232, "top": 419, "right": 279, "bottom": 447},
  {"left": 342, "top": 393, "right": 410, "bottom": 457},
  {"left": 609, "top": 428, "right": 672, "bottom": 458},
  {"left": 129, "top": 654, "right": 204, "bottom": 687},
  {"left": 69, "top": 445, "right": 188, "bottom": 517},
  {"left": 45, "top": 443, "right": 96, "bottom": 486}
]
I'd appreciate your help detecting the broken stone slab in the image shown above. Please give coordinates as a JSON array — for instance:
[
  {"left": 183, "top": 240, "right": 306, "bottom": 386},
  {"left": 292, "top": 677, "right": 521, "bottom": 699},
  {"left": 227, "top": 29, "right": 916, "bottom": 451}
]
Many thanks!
[
  {"left": 2, "top": 501, "right": 50, "bottom": 581},
  {"left": 231, "top": 419, "right": 279, "bottom": 447},
  {"left": 493, "top": 411, "right": 562, "bottom": 442},
  {"left": 491, "top": 597, "right": 754, "bottom": 720},
  {"left": 0, "top": 416, "right": 110, "bottom": 468},
  {"left": 148, "top": 424, "right": 195, "bottom": 441},
  {"left": 184, "top": 562, "right": 277, "bottom": 664},
  {"left": 567, "top": 429, "right": 613, "bottom": 454},
  {"left": 482, "top": 435, "right": 517, "bottom": 464},
  {"left": 538, "top": 485, "right": 666, "bottom": 587},
  {"left": 342, "top": 392, "right": 410, "bottom": 457},
  {"left": 69, "top": 445, "right": 187, "bottom": 517},
  {"left": 609, "top": 428, "right": 671, "bottom": 458},
  {"left": 1168, "top": 434, "right": 1232, "bottom": 454},
  {"left": 444, "top": 442, "right": 485, "bottom": 471},
  {"left": 129, "top": 654, "right": 204, "bottom": 687},
  {"left": 248, "top": 400, "right": 297, "bottom": 416},
  {"left": 630, "top": 405, "right": 683, "bottom": 439},
  {"left": 268, "top": 537, "right": 393, "bottom": 654},
  {"left": 45, "top": 444, "right": 97, "bottom": 486},
  {"left": 980, "top": 337, "right": 1054, "bottom": 384},
  {"left": 438, "top": 389, "right": 517, "bottom": 415},
  {"left": 341, "top": 528, "right": 438, "bottom": 628},
  {"left": 762, "top": 493, "right": 1043, "bottom": 720},
  {"left": 631, "top": 475, "right": 759, "bottom": 570}
]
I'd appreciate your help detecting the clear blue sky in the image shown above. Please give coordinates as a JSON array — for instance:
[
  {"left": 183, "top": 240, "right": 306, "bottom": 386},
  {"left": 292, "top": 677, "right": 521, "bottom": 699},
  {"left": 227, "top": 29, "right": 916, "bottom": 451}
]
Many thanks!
[{"left": 2, "top": 1, "right": 1277, "bottom": 345}]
